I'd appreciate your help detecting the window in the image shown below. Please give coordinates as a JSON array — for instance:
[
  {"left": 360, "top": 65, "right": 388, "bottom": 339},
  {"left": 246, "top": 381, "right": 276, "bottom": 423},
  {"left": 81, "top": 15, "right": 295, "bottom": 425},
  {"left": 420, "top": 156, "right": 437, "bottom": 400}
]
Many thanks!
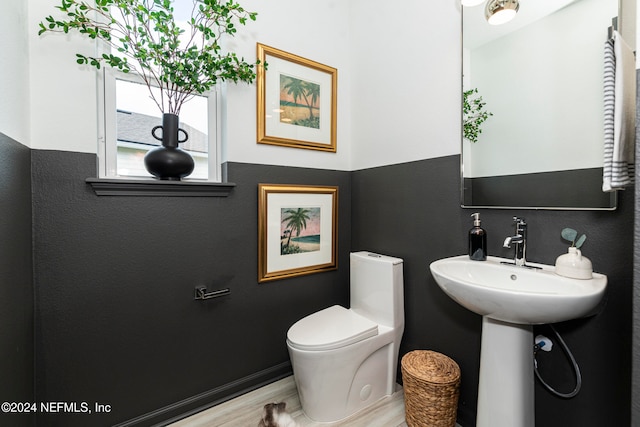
[{"left": 97, "top": 69, "right": 221, "bottom": 182}]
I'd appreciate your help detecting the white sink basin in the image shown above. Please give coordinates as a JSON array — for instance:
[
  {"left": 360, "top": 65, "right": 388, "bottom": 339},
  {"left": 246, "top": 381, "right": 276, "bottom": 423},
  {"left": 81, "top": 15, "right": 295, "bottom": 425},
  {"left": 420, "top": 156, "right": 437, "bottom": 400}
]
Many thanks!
[
  {"left": 430, "top": 255, "right": 607, "bottom": 426},
  {"left": 430, "top": 255, "right": 607, "bottom": 324}
]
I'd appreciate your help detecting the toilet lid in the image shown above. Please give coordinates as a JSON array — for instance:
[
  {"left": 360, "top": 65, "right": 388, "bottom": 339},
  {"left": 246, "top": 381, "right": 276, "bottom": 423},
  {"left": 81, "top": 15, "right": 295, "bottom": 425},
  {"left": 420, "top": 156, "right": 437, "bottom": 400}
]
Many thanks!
[{"left": 287, "top": 305, "right": 378, "bottom": 351}]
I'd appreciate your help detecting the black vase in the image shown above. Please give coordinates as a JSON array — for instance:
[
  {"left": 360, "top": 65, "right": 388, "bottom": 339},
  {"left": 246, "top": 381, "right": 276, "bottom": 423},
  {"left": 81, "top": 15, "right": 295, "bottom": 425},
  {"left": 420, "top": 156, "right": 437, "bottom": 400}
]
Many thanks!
[{"left": 144, "top": 113, "right": 195, "bottom": 180}]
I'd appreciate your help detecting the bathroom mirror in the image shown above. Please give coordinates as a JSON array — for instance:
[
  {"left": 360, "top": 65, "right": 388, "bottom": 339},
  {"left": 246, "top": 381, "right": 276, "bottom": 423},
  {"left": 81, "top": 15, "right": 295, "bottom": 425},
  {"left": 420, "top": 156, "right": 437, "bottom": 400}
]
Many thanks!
[{"left": 461, "top": 0, "right": 619, "bottom": 210}]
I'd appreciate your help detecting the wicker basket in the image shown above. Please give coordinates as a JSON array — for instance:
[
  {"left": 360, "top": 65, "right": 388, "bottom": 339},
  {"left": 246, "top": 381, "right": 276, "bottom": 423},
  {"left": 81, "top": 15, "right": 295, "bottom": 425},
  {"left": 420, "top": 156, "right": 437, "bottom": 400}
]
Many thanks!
[{"left": 401, "top": 350, "right": 461, "bottom": 427}]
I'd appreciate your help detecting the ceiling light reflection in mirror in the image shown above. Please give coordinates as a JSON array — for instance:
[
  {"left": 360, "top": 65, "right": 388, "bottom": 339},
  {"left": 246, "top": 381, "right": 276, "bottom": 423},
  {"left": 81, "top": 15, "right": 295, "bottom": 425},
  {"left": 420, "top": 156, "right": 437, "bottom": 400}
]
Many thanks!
[{"left": 485, "top": 0, "right": 520, "bottom": 26}]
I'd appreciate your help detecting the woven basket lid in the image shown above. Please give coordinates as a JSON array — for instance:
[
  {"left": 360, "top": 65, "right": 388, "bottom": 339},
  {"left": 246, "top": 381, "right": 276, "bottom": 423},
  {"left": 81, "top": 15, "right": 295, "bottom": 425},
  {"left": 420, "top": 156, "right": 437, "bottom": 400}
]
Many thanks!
[{"left": 402, "top": 350, "right": 461, "bottom": 385}]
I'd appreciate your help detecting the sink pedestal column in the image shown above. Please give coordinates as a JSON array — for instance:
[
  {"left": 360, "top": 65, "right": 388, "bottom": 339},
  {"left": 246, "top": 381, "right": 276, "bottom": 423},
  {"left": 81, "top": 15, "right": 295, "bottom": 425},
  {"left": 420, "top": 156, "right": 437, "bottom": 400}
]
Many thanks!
[{"left": 477, "top": 317, "right": 534, "bottom": 427}]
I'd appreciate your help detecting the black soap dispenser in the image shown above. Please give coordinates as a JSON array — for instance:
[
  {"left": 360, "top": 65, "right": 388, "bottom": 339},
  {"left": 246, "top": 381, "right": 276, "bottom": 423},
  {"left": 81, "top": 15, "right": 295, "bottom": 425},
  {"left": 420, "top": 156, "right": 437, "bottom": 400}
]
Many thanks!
[{"left": 469, "top": 213, "right": 487, "bottom": 261}]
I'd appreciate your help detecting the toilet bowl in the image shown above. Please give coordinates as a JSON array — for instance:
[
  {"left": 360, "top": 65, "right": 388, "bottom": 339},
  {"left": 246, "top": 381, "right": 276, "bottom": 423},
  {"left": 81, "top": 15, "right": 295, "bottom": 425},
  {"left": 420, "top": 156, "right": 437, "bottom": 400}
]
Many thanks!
[{"left": 286, "top": 251, "right": 404, "bottom": 422}]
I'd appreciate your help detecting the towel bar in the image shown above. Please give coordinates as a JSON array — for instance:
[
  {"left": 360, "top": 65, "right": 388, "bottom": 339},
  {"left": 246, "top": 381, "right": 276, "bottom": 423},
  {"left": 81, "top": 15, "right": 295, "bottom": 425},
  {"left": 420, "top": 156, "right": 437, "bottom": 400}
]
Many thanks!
[
  {"left": 194, "top": 286, "right": 230, "bottom": 300},
  {"left": 608, "top": 16, "right": 618, "bottom": 39}
]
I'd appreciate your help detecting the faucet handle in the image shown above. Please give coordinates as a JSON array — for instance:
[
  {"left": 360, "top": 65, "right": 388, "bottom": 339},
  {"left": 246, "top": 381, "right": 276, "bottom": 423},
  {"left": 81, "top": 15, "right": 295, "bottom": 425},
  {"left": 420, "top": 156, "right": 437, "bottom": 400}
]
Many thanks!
[{"left": 513, "top": 216, "right": 526, "bottom": 225}]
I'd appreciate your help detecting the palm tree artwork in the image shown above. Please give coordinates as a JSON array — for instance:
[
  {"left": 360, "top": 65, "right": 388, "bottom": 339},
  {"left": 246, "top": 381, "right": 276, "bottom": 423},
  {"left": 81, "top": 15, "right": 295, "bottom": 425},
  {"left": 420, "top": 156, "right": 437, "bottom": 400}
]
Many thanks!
[
  {"left": 280, "top": 74, "right": 320, "bottom": 129},
  {"left": 281, "top": 207, "right": 321, "bottom": 255}
]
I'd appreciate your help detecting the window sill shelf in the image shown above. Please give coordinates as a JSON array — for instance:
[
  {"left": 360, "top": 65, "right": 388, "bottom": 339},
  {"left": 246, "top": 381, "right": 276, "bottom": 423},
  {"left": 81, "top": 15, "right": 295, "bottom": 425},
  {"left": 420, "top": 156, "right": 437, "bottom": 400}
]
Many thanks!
[{"left": 86, "top": 178, "right": 236, "bottom": 197}]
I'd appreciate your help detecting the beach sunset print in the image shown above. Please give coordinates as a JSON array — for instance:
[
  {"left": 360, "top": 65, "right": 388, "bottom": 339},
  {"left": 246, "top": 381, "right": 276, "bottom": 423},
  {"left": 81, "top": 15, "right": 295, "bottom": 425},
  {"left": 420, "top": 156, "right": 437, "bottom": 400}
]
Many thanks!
[
  {"left": 280, "top": 207, "right": 321, "bottom": 255},
  {"left": 279, "top": 74, "right": 320, "bottom": 129}
]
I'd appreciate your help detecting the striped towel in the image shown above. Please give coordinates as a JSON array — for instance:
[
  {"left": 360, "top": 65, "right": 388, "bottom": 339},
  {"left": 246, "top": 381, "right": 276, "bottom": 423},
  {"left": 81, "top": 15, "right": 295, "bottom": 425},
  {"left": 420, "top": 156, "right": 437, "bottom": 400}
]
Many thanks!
[{"left": 603, "top": 31, "right": 636, "bottom": 192}]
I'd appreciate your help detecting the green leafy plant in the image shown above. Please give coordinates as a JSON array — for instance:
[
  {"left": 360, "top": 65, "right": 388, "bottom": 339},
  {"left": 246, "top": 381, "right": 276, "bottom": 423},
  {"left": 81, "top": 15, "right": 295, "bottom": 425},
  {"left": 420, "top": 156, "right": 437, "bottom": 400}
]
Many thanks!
[
  {"left": 463, "top": 88, "right": 493, "bottom": 144},
  {"left": 561, "top": 228, "right": 587, "bottom": 249},
  {"left": 38, "top": 0, "right": 260, "bottom": 115}
]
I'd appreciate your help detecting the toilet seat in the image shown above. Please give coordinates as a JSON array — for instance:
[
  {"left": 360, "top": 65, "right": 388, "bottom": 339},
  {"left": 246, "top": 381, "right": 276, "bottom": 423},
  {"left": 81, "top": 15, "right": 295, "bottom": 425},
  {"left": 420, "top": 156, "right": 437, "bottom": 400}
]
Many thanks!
[{"left": 287, "top": 305, "right": 378, "bottom": 351}]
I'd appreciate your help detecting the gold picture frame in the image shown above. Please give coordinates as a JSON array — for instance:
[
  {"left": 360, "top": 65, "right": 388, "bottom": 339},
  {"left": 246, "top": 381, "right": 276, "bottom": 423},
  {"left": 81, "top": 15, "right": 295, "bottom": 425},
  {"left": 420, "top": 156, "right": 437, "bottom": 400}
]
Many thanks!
[
  {"left": 256, "top": 43, "right": 338, "bottom": 152},
  {"left": 258, "top": 184, "right": 338, "bottom": 283}
]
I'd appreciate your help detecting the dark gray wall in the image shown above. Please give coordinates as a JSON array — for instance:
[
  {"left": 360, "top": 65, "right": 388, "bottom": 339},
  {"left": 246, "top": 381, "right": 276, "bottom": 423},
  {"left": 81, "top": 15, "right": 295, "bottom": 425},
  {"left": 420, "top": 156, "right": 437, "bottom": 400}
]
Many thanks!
[
  {"left": 31, "top": 152, "right": 351, "bottom": 426},
  {"left": 6, "top": 146, "right": 634, "bottom": 427},
  {"left": 0, "top": 133, "right": 34, "bottom": 427},
  {"left": 352, "top": 156, "right": 633, "bottom": 427},
  {"left": 352, "top": 156, "right": 481, "bottom": 422}
]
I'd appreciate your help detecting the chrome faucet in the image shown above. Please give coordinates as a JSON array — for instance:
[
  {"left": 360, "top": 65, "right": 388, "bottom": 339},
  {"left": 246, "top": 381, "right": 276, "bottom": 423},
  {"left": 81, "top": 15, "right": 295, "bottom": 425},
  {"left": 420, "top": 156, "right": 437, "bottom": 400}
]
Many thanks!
[{"left": 503, "top": 216, "right": 527, "bottom": 266}]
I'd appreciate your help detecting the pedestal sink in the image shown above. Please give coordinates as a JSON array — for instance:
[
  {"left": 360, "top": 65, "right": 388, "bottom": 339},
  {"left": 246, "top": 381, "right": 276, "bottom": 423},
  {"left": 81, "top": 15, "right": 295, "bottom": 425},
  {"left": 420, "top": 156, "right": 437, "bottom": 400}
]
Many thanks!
[{"left": 429, "top": 255, "right": 607, "bottom": 427}]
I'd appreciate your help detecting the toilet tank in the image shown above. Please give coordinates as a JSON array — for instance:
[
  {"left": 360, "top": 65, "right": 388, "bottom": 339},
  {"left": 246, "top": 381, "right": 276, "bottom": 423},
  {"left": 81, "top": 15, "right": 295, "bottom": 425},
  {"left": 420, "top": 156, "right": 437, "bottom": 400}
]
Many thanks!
[{"left": 350, "top": 251, "right": 404, "bottom": 328}]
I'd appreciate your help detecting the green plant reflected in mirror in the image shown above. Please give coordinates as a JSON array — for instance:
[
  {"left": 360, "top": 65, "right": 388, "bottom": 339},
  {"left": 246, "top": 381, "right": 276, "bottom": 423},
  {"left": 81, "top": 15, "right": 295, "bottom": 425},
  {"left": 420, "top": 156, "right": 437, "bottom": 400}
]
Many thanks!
[{"left": 463, "top": 88, "right": 493, "bottom": 144}]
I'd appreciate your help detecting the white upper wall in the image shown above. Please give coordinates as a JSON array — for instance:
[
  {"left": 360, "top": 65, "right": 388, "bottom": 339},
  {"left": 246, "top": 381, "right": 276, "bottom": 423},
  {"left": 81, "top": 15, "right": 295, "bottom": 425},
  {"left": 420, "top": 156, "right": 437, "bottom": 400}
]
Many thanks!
[
  {"left": 348, "top": 0, "right": 462, "bottom": 170},
  {"left": 0, "top": 0, "right": 30, "bottom": 145},
  {"left": 6, "top": 1, "right": 638, "bottom": 170},
  {"left": 221, "top": 0, "right": 353, "bottom": 171},
  {"left": 4, "top": 1, "right": 639, "bottom": 170},
  {"left": 9, "top": 0, "right": 463, "bottom": 169},
  {"left": 26, "top": 0, "right": 99, "bottom": 153},
  {"left": 224, "top": 0, "right": 462, "bottom": 171}
]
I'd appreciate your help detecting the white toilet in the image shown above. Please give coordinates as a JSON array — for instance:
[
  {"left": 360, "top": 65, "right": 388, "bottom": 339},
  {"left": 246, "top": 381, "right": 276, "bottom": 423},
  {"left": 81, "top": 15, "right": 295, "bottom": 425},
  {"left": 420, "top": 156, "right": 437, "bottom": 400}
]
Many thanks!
[{"left": 286, "top": 251, "right": 404, "bottom": 422}]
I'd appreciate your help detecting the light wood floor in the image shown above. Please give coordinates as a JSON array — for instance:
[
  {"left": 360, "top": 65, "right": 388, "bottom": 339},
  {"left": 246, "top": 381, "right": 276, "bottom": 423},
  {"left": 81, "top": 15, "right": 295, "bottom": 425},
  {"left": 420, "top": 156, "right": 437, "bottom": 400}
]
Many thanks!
[{"left": 168, "top": 376, "right": 409, "bottom": 427}]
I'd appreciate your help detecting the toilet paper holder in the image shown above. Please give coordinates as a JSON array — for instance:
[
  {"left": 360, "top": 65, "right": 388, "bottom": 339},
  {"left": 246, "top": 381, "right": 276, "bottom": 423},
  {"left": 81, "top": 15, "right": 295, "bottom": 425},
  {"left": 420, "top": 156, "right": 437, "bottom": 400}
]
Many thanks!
[{"left": 194, "top": 286, "right": 230, "bottom": 301}]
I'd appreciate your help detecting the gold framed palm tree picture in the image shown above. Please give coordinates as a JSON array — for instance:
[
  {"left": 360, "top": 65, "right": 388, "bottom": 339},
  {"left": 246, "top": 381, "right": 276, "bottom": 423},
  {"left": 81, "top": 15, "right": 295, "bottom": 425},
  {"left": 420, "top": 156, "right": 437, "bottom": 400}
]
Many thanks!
[
  {"left": 256, "top": 43, "right": 337, "bottom": 152},
  {"left": 258, "top": 184, "right": 338, "bottom": 282}
]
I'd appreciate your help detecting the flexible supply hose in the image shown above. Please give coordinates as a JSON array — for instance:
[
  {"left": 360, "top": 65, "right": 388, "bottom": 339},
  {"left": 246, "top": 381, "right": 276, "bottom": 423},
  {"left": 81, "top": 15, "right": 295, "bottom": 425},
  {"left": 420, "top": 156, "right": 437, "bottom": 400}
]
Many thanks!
[{"left": 533, "top": 324, "right": 582, "bottom": 398}]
